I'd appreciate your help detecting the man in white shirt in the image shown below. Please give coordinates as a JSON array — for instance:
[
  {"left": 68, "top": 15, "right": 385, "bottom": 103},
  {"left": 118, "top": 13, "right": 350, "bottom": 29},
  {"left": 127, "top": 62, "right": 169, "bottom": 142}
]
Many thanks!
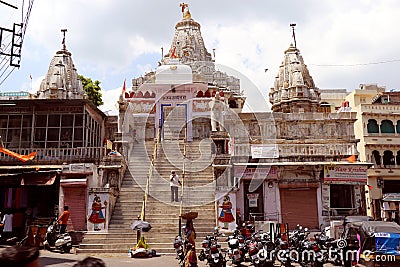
[{"left": 170, "top": 171, "right": 181, "bottom": 202}]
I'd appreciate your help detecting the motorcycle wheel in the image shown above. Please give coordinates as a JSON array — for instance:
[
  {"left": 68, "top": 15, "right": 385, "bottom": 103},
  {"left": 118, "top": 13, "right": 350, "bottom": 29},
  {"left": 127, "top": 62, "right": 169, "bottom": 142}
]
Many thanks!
[
  {"left": 63, "top": 245, "right": 71, "bottom": 253},
  {"left": 198, "top": 253, "right": 205, "bottom": 261}
]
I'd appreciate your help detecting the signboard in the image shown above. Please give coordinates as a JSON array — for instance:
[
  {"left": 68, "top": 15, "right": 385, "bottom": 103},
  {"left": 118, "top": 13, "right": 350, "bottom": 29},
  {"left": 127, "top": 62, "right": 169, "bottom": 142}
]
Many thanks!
[
  {"left": 234, "top": 166, "right": 278, "bottom": 180},
  {"left": 247, "top": 193, "right": 259, "bottom": 207},
  {"left": 251, "top": 144, "right": 279, "bottom": 158},
  {"left": 162, "top": 95, "right": 186, "bottom": 101},
  {"left": 324, "top": 165, "right": 368, "bottom": 183}
]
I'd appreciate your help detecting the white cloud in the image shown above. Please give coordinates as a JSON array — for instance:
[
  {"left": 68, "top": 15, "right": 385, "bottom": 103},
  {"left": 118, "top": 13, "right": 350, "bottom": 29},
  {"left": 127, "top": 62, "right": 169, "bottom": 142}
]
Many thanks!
[{"left": 99, "top": 87, "right": 121, "bottom": 116}]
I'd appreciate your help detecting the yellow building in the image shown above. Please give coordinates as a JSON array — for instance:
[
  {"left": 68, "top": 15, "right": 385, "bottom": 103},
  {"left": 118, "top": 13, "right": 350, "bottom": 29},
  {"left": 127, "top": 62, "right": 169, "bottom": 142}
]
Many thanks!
[{"left": 346, "top": 84, "right": 400, "bottom": 220}]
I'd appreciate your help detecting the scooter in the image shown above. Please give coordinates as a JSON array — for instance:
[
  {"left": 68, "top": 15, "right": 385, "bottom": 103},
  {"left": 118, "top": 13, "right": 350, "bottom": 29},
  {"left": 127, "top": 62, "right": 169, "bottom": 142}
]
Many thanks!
[{"left": 43, "top": 218, "right": 72, "bottom": 253}]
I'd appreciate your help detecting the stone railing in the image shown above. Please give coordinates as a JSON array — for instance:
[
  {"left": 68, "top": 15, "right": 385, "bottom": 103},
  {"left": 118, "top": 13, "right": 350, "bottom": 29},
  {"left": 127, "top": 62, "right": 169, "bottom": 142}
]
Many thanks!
[
  {"left": 232, "top": 143, "right": 356, "bottom": 157},
  {"left": 277, "top": 112, "right": 357, "bottom": 121},
  {"left": 361, "top": 104, "right": 400, "bottom": 114}
]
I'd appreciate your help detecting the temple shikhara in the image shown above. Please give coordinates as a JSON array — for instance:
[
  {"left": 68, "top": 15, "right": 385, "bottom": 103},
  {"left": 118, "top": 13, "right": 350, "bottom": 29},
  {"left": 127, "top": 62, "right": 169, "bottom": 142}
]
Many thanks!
[{"left": 2, "top": 4, "right": 400, "bottom": 255}]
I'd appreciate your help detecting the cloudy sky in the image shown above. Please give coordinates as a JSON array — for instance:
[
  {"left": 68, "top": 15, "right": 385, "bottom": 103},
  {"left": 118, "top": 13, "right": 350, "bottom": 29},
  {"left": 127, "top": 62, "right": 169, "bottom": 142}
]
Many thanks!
[{"left": 1, "top": 0, "right": 400, "bottom": 114}]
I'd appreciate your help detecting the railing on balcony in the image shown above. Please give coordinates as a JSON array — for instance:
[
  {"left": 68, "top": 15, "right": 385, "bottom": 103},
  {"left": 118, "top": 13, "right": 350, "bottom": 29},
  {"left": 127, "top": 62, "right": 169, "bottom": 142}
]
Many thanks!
[
  {"left": 0, "top": 147, "right": 105, "bottom": 164},
  {"left": 361, "top": 104, "right": 400, "bottom": 114}
]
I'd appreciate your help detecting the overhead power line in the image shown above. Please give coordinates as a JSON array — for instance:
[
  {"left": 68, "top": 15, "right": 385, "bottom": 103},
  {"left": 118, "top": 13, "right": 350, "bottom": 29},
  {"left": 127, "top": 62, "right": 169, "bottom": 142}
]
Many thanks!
[
  {"left": 0, "top": 0, "right": 35, "bottom": 86},
  {"left": 309, "top": 59, "right": 400, "bottom": 67}
]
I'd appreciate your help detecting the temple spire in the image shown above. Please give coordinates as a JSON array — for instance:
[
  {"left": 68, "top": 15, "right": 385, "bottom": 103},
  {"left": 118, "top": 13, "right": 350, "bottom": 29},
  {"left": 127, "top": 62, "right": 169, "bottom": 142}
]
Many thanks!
[
  {"left": 290, "top": 23, "right": 297, "bottom": 48},
  {"left": 61, "top": 29, "right": 67, "bottom": 50}
]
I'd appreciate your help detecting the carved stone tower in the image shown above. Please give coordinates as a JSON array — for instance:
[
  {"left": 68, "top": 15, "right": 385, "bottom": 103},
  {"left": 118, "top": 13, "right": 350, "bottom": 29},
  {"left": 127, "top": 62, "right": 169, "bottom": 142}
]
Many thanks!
[
  {"left": 269, "top": 44, "right": 320, "bottom": 113},
  {"left": 37, "top": 31, "right": 87, "bottom": 100}
]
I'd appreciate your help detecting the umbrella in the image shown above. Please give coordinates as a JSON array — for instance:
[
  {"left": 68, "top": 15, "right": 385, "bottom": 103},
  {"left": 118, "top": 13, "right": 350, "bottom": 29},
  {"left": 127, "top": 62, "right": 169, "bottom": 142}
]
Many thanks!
[
  {"left": 130, "top": 220, "right": 152, "bottom": 232},
  {"left": 181, "top": 211, "right": 198, "bottom": 220}
]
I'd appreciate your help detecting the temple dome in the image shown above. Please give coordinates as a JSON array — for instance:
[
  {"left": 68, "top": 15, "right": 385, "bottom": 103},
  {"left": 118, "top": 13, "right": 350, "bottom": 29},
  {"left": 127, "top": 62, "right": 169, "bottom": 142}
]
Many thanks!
[
  {"left": 37, "top": 42, "right": 87, "bottom": 100},
  {"left": 155, "top": 59, "right": 193, "bottom": 84},
  {"left": 269, "top": 44, "right": 320, "bottom": 113}
]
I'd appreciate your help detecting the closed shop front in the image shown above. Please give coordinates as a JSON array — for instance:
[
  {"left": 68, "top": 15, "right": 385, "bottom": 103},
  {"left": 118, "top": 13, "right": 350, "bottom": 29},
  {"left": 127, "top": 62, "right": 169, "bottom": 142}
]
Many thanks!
[
  {"left": 61, "top": 179, "right": 87, "bottom": 231},
  {"left": 280, "top": 187, "right": 319, "bottom": 230}
]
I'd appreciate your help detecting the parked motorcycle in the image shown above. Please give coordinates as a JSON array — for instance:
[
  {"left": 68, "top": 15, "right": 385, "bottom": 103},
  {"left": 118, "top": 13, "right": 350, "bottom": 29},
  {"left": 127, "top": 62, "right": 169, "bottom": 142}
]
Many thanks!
[
  {"left": 275, "top": 236, "right": 292, "bottom": 267},
  {"left": 173, "top": 235, "right": 185, "bottom": 267},
  {"left": 226, "top": 229, "right": 246, "bottom": 265},
  {"left": 314, "top": 230, "right": 342, "bottom": 266},
  {"left": 258, "top": 232, "right": 276, "bottom": 267},
  {"left": 286, "top": 225, "right": 320, "bottom": 267},
  {"left": 43, "top": 218, "right": 72, "bottom": 253},
  {"left": 247, "top": 231, "right": 275, "bottom": 267},
  {"left": 198, "top": 227, "right": 226, "bottom": 267}
]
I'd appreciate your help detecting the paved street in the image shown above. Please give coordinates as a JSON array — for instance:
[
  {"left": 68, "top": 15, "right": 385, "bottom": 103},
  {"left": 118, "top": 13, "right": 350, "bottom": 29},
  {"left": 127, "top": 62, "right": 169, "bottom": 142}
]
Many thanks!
[{"left": 35, "top": 249, "right": 340, "bottom": 267}]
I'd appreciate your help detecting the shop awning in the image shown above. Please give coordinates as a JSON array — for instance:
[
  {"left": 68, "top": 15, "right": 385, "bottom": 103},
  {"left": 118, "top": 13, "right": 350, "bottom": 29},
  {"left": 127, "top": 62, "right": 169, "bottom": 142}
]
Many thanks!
[
  {"left": 21, "top": 174, "right": 56, "bottom": 186},
  {"left": 383, "top": 193, "right": 400, "bottom": 202}
]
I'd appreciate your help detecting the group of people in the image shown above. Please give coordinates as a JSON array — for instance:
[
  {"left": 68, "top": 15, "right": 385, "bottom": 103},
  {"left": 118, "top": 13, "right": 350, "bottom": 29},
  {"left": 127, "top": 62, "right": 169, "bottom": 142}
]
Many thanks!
[{"left": 0, "top": 246, "right": 106, "bottom": 267}]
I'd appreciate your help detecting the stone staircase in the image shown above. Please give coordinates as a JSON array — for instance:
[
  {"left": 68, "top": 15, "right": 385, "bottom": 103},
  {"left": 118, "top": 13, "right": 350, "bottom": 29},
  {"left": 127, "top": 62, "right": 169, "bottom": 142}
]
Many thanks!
[{"left": 77, "top": 138, "right": 217, "bottom": 254}]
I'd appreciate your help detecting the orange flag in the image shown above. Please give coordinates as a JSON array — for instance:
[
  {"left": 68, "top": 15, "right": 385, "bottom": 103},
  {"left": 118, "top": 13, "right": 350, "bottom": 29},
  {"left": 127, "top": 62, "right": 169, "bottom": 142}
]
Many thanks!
[
  {"left": 345, "top": 155, "right": 356, "bottom": 163},
  {"left": 0, "top": 148, "right": 37, "bottom": 162}
]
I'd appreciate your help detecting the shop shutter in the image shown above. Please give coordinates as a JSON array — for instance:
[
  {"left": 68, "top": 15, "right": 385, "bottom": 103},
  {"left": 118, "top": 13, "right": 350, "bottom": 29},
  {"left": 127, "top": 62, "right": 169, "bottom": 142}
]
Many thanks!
[
  {"left": 280, "top": 188, "right": 319, "bottom": 230},
  {"left": 63, "top": 187, "right": 87, "bottom": 231}
]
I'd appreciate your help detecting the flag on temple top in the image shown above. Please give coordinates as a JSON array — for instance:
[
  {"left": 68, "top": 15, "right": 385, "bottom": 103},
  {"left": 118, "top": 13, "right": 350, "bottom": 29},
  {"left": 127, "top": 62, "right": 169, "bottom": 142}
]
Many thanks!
[
  {"left": 345, "top": 155, "right": 356, "bottom": 163},
  {"left": 122, "top": 79, "right": 126, "bottom": 94},
  {"left": 367, "top": 185, "right": 373, "bottom": 190},
  {"left": 29, "top": 75, "right": 32, "bottom": 80}
]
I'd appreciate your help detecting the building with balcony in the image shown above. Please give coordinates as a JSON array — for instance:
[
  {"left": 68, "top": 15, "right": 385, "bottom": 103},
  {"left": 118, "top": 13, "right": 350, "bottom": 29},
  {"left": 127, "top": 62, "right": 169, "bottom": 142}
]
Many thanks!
[
  {"left": 346, "top": 85, "right": 400, "bottom": 220},
  {"left": 227, "top": 45, "right": 370, "bottom": 229},
  {"left": 0, "top": 38, "right": 122, "bottom": 241}
]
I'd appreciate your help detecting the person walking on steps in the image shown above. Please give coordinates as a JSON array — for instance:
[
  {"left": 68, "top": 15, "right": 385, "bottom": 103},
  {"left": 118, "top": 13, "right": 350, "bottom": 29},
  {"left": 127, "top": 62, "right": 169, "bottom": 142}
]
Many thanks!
[
  {"left": 58, "top": 206, "right": 70, "bottom": 234},
  {"left": 170, "top": 171, "right": 181, "bottom": 202}
]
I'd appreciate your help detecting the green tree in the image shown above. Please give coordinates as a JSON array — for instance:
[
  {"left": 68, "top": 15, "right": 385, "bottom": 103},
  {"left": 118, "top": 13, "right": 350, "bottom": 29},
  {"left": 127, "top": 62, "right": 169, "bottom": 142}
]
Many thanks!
[{"left": 78, "top": 75, "right": 104, "bottom": 106}]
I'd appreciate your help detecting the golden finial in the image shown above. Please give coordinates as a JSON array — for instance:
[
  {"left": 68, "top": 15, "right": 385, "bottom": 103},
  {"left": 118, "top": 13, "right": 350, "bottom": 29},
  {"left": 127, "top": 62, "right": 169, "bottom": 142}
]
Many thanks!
[
  {"left": 180, "top": 2, "right": 191, "bottom": 19},
  {"left": 184, "top": 10, "right": 191, "bottom": 19}
]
